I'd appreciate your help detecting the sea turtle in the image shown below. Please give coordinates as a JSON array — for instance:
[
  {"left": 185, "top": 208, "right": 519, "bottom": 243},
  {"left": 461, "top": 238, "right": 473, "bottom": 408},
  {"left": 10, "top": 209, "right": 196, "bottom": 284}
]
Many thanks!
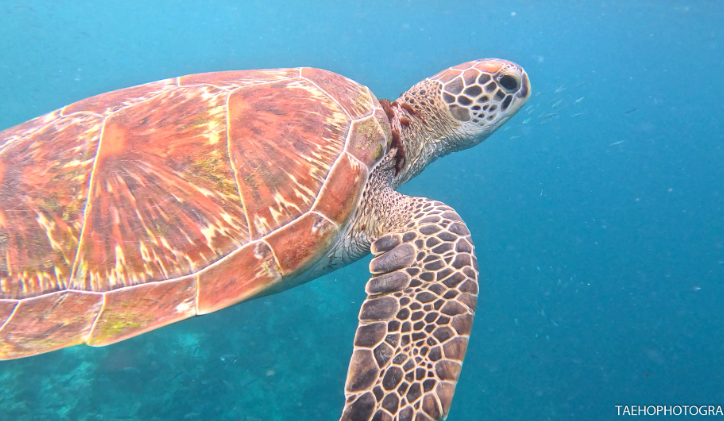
[{"left": 0, "top": 59, "right": 529, "bottom": 420}]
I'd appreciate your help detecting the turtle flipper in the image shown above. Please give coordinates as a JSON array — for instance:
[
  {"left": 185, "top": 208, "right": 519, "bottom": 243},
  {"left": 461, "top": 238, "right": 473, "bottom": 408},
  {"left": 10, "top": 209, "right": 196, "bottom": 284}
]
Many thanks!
[{"left": 341, "top": 197, "right": 478, "bottom": 421}]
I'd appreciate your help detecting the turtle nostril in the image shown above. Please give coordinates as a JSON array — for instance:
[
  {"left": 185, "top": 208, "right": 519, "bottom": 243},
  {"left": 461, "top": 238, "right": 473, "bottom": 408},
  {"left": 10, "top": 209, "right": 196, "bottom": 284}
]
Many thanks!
[{"left": 499, "top": 74, "right": 519, "bottom": 92}]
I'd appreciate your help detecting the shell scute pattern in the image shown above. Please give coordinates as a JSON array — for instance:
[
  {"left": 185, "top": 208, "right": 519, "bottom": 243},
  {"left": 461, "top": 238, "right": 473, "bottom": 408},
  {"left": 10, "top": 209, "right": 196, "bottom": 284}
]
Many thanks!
[
  {"left": 0, "top": 110, "right": 64, "bottom": 154},
  {"left": 0, "top": 291, "right": 103, "bottom": 356},
  {"left": 71, "top": 83, "right": 249, "bottom": 293},
  {"left": 63, "top": 78, "right": 178, "bottom": 117},
  {"left": 87, "top": 274, "right": 197, "bottom": 346},
  {"left": 178, "top": 68, "right": 299, "bottom": 90},
  {"left": 311, "top": 152, "right": 368, "bottom": 225},
  {"left": 301, "top": 67, "right": 376, "bottom": 120},
  {"left": 0, "top": 68, "right": 383, "bottom": 359},
  {"left": 346, "top": 117, "right": 388, "bottom": 166},
  {"left": 196, "top": 240, "right": 282, "bottom": 315},
  {"left": 227, "top": 78, "right": 349, "bottom": 240},
  {"left": 0, "top": 113, "right": 103, "bottom": 298}
]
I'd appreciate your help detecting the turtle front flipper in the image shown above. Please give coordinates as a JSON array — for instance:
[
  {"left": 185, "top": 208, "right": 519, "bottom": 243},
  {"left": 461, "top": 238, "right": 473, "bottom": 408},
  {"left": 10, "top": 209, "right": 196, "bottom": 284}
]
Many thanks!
[{"left": 341, "top": 197, "right": 478, "bottom": 421}]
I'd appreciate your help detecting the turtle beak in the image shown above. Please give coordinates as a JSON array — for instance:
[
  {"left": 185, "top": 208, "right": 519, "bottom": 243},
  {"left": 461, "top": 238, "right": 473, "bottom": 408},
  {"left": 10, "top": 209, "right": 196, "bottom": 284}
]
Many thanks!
[{"left": 518, "top": 70, "right": 531, "bottom": 102}]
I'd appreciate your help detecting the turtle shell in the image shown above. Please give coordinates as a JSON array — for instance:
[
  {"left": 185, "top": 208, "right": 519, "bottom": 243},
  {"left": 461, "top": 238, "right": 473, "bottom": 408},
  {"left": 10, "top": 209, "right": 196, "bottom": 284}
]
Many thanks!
[{"left": 0, "top": 68, "right": 391, "bottom": 359}]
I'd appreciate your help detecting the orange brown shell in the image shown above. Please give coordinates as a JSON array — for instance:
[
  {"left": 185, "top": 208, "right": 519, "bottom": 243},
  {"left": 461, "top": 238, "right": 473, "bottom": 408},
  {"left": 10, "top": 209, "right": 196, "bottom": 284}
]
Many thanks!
[{"left": 0, "top": 68, "right": 391, "bottom": 359}]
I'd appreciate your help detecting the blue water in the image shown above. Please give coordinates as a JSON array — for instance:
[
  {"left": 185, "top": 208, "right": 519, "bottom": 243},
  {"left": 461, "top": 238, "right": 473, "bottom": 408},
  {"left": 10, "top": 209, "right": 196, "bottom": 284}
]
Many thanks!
[{"left": 1, "top": 1, "right": 723, "bottom": 420}]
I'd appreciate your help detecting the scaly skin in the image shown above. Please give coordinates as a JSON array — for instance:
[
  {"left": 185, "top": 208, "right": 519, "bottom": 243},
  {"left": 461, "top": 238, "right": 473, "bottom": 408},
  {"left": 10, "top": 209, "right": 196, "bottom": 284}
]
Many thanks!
[
  {"left": 344, "top": 59, "right": 531, "bottom": 261},
  {"left": 338, "top": 59, "right": 531, "bottom": 421}
]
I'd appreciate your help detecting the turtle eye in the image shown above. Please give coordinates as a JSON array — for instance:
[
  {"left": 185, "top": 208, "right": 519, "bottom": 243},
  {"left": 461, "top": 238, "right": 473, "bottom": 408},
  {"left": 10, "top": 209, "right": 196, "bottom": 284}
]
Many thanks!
[{"left": 498, "top": 74, "right": 520, "bottom": 92}]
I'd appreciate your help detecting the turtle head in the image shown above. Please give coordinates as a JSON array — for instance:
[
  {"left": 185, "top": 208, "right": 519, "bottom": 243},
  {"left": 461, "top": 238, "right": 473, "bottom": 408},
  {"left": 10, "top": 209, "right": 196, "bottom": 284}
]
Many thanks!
[
  {"left": 390, "top": 59, "right": 530, "bottom": 186},
  {"left": 434, "top": 59, "right": 530, "bottom": 144}
]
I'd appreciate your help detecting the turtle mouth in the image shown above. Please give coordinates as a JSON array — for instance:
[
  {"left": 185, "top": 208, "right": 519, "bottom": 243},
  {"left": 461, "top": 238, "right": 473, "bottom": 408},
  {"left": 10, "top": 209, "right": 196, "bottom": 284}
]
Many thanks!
[
  {"left": 441, "top": 61, "right": 530, "bottom": 126},
  {"left": 517, "top": 72, "right": 530, "bottom": 100}
]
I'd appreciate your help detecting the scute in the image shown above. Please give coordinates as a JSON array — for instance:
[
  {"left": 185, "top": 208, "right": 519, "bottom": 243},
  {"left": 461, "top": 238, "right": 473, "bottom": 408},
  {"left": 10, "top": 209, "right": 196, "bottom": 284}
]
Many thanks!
[
  {"left": 178, "top": 68, "right": 299, "bottom": 90},
  {"left": 86, "top": 275, "right": 197, "bottom": 346},
  {"left": 63, "top": 78, "right": 177, "bottom": 117},
  {"left": 265, "top": 212, "right": 338, "bottom": 275},
  {"left": 301, "top": 67, "right": 375, "bottom": 119},
  {"left": 71, "top": 83, "right": 250, "bottom": 293},
  {"left": 0, "top": 291, "right": 103, "bottom": 359},
  {"left": 227, "top": 78, "right": 349, "bottom": 239},
  {"left": 346, "top": 116, "right": 388, "bottom": 166},
  {"left": 0, "top": 112, "right": 102, "bottom": 299},
  {"left": 0, "top": 67, "right": 389, "bottom": 359},
  {"left": 197, "top": 241, "right": 282, "bottom": 314},
  {"left": 312, "top": 153, "right": 368, "bottom": 225}
]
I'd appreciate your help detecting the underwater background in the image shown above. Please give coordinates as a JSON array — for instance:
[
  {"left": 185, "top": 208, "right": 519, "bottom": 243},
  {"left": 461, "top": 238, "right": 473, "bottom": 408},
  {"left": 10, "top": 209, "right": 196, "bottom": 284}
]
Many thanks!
[{"left": 1, "top": 1, "right": 722, "bottom": 420}]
